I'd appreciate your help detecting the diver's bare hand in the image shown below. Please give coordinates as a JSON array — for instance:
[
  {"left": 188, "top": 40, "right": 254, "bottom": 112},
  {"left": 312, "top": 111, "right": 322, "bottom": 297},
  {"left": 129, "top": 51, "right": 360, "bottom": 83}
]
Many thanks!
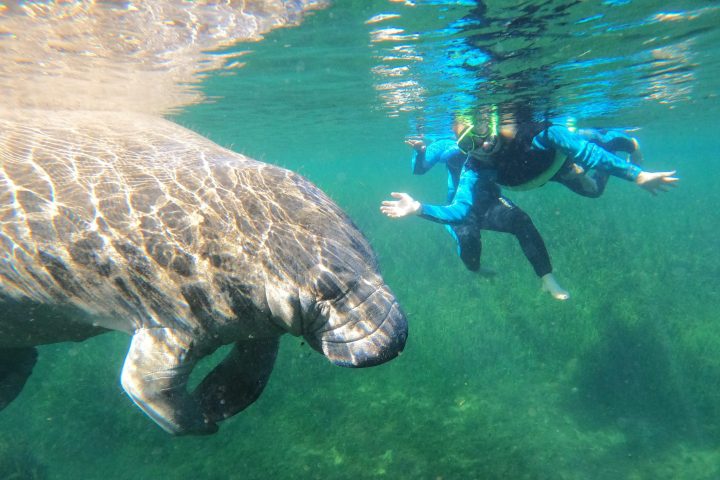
[
  {"left": 405, "top": 139, "right": 426, "bottom": 153},
  {"left": 635, "top": 170, "right": 679, "bottom": 196},
  {"left": 380, "top": 192, "right": 421, "bottom": 218}
]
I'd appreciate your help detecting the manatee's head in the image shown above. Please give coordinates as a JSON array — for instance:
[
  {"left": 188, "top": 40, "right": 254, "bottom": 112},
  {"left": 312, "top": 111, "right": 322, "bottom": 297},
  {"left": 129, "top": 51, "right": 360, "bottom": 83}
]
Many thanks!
[
  {"left": 300, "top": 259, "right": 408, "bottom": 368},
  {"left": 223, "top": 166, "right": 407, "bottom": 368},
  {"left": 263, "top": 233, "right": 408, "bottom": 368}
]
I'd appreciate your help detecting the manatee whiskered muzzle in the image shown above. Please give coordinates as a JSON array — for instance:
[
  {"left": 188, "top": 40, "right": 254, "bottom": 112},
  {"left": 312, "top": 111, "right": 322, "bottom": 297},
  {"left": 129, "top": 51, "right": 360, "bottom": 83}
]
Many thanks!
[{"left": 305, "top": 285, "right": 408, "bottom": 368}]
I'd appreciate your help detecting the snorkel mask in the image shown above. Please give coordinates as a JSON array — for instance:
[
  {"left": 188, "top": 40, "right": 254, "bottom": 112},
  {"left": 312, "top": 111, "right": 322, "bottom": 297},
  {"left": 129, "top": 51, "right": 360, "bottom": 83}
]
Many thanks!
[{"left": 456, "top": 108, "right": 500, "bottom": 156}]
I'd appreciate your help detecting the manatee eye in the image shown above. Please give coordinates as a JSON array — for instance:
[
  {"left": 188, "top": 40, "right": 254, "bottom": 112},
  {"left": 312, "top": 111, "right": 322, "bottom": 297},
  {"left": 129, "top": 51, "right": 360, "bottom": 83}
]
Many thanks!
[
  {"left": 317, "top": 301, "right": 330, "bottom": 317},
  {"left": 314, "top": 270, "right": 346, "bottom": 301}
]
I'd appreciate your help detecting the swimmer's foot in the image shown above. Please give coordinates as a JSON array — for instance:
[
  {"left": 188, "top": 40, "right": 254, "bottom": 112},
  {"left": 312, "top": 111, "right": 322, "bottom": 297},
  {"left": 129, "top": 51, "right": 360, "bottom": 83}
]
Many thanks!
[
  {"left": 630, "top": 138, "right": 644, "bottom": 165},
  {"left": 541, "top": 273, "right": 570, "bottom": 301}
]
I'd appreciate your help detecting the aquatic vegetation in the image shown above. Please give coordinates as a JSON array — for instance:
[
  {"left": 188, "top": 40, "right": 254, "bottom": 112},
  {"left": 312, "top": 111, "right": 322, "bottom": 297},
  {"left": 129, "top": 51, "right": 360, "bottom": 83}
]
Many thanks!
[{"left": 0, "top": 441, "right": 47, "bottom": 480}]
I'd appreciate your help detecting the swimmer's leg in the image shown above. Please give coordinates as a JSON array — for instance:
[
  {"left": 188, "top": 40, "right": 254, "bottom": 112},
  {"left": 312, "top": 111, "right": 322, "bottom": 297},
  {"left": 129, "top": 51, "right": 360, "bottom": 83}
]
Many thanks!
[
  {"left": 481, "top": 196, "right": 569, "bottom": 300},
  {"left": 587, "top": 169, "right": 610, "bottom": 196},
  {"left": 552, "top": 162, "right": 606, "bottom": 198},
  {"left": 449, "top": 226, "right": 496, "bottom": 277},
  {"left": 448, "top": 223, "right": 482, "bottom": 272},
  {"left": 629, "top": 138, "right": 644, "bottom": 165},
  {"left": 579, "top": 128, "right": 640, "bottom": 161}
]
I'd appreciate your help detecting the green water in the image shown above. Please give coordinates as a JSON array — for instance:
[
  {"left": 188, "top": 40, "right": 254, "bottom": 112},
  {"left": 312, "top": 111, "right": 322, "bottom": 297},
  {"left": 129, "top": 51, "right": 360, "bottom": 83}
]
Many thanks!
[{"left": 2, "top": 1, "right": 720, "bottom": 479}]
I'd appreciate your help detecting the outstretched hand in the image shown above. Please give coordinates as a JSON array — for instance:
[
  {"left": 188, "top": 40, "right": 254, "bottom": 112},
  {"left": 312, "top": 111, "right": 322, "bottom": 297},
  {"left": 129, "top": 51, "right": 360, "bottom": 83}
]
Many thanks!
[
  {"left": 635, "top": 170, "right": 679, "bottom": 196},
  {"left": 405, "top": 138, "right": 426, "bottom": 153},
  {"left": 380, "top": 192, "right": 421, "bottom": 218}
]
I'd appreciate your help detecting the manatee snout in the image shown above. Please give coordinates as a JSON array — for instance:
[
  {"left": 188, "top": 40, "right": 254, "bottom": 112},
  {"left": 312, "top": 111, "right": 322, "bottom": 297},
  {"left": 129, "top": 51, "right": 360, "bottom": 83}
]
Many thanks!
[
  {"left": 307, "top": 279, "right": 408, "bottom": 368},
  {"left": 343, "top": 294, "right": 407, "bottom": 368}
]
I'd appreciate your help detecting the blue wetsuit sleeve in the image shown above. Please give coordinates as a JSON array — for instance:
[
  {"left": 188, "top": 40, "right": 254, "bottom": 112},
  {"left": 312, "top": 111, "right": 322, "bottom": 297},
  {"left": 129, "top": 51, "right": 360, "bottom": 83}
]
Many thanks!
[
  {"left": 539, "top": 125, "right": 642, "bottom": 181},
  {"left": 412, "top": 139, "right": 460, "bottom": 175},
  {"left": 418, "top": 168, "right": 478, "bottom": 225}
]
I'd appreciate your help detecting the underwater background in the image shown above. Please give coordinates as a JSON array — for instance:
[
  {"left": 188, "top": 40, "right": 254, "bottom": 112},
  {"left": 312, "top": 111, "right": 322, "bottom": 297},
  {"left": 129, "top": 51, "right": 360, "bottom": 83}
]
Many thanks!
[{"left": 1, "top": 0, "right": 720, "bottom": 478}]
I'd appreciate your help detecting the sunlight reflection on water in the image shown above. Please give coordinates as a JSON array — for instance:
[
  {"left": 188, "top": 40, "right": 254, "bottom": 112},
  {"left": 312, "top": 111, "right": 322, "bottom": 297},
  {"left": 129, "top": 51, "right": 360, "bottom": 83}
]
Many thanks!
[{"left": 0, "top": 0, "right": 327, "bottom": 115}]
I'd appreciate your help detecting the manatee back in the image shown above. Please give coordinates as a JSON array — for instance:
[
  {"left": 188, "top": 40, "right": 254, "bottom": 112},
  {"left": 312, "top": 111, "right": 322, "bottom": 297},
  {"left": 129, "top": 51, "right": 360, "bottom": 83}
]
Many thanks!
[{"left": 0, "top": 109, "right": 376, "bottom": 345}]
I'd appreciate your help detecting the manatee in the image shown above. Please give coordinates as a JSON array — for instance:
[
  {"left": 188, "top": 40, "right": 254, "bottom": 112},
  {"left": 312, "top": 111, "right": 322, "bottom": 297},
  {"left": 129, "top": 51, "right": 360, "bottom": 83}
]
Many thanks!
[{"left": 0, "top": 108, "right": 407, "bottom": 435}]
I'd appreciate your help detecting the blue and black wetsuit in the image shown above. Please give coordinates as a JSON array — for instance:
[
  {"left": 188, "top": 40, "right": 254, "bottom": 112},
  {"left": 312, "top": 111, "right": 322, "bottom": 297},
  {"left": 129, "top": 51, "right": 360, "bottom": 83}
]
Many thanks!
[
  {"left": 412, "top": 140, "right": 553, "bottom": 277},
  {"left": 490, "top": 123, "right": 641, "bottom": 197}
]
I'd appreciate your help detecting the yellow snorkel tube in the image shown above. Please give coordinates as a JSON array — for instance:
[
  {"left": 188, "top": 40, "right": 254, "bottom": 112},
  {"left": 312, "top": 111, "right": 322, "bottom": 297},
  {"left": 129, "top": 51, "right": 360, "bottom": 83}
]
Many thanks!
[{"left": 456, "top": 124, "right": 476, "bottom": 154}]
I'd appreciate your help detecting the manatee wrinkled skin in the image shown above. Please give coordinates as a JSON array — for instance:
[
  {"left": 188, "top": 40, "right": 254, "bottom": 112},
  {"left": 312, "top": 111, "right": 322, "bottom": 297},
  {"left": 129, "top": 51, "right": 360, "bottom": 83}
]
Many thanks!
[{"left": 0, "top": 109, "right": 407, "bottom": 435}]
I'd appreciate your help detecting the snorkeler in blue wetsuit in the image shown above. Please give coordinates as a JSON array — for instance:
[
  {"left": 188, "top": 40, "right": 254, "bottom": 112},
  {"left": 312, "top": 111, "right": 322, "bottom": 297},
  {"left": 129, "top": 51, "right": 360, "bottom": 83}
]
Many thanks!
[
  {"left": 393, "top": 134, "right": 569, "bottom": 300},
  {"left": 381, "top": 117, "right": 678, "bottom": 300},
  {"left": 454, "top": 118, "right": 676, "bottom": 196}
]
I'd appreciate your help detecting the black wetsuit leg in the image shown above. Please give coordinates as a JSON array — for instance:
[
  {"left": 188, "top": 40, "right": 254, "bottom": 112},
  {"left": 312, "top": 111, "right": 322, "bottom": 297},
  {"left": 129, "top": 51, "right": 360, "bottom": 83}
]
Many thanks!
[
  {"left": 448, "top": 179, "right": 502, "bottom": 272},
  {"left": 581, "top": 129, "right": 637, "bottom": 153},
  {"left": 450, "top": 209, "right": 482, "bottom": 272},
  {"left": 477, "top": 196, "right": 552, "bottom": 277},
  {"left": 551, "top": 160, "right": 609, "bottom": 198},
  {"left": 551, "top": 130, "right": 637, "bottom": 197}
]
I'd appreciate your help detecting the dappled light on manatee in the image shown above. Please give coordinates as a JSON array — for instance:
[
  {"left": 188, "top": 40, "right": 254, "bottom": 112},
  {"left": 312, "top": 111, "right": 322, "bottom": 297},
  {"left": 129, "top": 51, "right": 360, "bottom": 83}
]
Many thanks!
[{"left": 0, "top": 0, "right": 406, "bottom": 437}]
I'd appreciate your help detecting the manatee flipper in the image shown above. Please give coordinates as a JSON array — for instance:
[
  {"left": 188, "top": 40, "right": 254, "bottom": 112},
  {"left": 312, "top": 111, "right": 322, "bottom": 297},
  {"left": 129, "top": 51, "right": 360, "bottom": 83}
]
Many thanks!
[
  {"left": 0, "top": 347, "right": 38, "bottom": 410},
  {"left": 120, "top": 328, "right": 217, "bottom": 436},
  {"left": 193, "top": 337, "right": 279, "bottom": 424}
]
